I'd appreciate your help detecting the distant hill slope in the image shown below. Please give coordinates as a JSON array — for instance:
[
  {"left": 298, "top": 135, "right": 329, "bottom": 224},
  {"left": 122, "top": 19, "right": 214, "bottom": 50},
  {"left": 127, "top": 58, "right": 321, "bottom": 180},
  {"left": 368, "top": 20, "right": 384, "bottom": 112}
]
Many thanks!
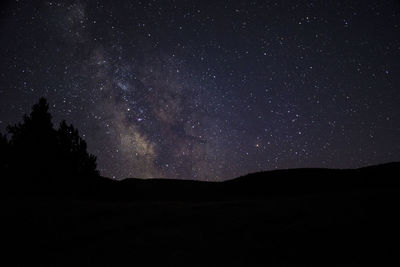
[
  {"left": 3, "top": 162, "right": 399, "bottom": 200},
  {"left": 86, "top": 162, "right": 400, "bottom": 201}
]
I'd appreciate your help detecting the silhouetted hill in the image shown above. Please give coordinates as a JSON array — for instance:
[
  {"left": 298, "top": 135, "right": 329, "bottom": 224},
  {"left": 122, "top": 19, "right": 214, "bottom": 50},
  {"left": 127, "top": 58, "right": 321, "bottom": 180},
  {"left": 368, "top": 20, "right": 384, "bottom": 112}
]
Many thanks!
[
  {"left": 81, "top": 162, "right": 400, "bottom": 201},
  {"left": 4, "top": 162, "right": 399, "bottom": 200},
  {"left": 2, "top": 162, "right": 400, "bottom": 266}
]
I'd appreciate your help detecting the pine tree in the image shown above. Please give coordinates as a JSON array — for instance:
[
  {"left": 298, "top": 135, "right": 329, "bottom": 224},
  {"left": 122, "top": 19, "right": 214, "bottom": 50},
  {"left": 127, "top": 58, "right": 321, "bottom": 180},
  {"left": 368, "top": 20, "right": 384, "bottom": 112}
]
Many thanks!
[
  {"left": 1, "top": 98, "right": 99, "bottom": 188},
  {"left": 7, "top": 98, "right": 57, "bottom": 179},
  {"left": 57, "top": 120, "right": 99, "bottom": 177}
]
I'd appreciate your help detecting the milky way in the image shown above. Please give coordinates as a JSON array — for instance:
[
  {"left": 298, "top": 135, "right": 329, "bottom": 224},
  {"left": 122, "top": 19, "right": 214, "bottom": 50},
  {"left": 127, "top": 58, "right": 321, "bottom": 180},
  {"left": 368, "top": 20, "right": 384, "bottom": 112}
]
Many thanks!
[{"left": 1, "top": 1, "right": 400, "bottom": 180}]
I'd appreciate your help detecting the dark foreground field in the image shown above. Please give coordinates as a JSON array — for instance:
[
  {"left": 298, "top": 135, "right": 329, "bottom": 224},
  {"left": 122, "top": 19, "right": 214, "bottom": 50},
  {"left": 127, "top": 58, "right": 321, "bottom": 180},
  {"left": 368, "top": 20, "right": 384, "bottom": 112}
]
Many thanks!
[{"left": 2, "top": 163, "right": 400, "bottom": 266}]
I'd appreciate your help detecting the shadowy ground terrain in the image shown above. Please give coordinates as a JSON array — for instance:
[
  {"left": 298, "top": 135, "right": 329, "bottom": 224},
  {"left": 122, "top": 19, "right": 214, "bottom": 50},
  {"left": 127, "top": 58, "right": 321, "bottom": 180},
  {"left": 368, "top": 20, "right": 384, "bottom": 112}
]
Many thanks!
[{"left": 2, "top": 162, "right": 400, "bottom": 266}]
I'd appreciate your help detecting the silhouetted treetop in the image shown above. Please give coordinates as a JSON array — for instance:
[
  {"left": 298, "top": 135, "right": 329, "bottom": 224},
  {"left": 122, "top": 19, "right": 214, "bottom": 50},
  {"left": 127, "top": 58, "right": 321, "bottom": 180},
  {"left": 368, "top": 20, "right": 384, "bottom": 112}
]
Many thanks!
[
  {"left": 7, "top": 98, "right": 54, "bottom": 150},
  {"left": 28, "top": 97, "right": 53, "bottom": 128},
  {"left": 1, "top": 98, "right": 99, "bottom": 186}
]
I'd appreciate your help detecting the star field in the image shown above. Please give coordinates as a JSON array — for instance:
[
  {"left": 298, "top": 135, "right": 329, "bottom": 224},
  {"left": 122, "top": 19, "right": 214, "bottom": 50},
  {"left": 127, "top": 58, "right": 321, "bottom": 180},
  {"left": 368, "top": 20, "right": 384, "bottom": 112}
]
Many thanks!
[{"left": 1, "top": 0, "right": 399, "bottom": 180}]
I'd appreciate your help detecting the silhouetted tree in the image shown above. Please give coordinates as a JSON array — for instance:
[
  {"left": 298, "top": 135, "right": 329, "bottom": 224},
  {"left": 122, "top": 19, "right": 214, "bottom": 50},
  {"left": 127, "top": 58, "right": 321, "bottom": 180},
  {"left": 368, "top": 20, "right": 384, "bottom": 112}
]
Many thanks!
[
  {"left": 57, "top": 120, "right": 98, "bottom": 177},
  {"left": 1, "top": 98, "right": 98, "bottom": 189},
  {"left": 7, "top": 98, "right": 57, "bottom": 181}
]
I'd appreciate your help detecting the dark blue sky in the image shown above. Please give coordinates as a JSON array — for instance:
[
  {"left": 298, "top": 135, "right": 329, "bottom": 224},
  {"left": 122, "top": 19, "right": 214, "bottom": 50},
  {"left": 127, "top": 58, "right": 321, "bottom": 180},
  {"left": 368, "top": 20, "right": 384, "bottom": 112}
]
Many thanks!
[{"left": 1, "top": 0, "right": 399, "bottom": 180}]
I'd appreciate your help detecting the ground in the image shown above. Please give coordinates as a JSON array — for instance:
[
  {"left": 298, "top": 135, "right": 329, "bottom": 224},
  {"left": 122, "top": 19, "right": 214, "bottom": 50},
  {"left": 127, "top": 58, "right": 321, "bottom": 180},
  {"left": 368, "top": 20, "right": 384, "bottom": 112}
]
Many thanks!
[{"left": 2, "top": 164, "right": 400, "bottom": 266}]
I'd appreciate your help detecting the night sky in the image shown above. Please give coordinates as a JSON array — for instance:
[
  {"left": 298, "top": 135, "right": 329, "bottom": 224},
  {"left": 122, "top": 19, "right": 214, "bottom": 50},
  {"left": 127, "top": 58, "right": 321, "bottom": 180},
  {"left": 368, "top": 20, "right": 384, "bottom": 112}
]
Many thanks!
[{"left": 0, "top": 0, "right": 399, "bottom": 180}]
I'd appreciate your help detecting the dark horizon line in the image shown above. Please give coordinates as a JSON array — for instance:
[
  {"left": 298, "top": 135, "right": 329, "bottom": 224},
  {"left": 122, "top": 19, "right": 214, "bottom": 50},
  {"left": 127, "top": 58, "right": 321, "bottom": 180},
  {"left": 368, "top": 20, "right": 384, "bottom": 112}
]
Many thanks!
[{"left": 110, "top": 161, "right": 400, "bottom": 182}]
